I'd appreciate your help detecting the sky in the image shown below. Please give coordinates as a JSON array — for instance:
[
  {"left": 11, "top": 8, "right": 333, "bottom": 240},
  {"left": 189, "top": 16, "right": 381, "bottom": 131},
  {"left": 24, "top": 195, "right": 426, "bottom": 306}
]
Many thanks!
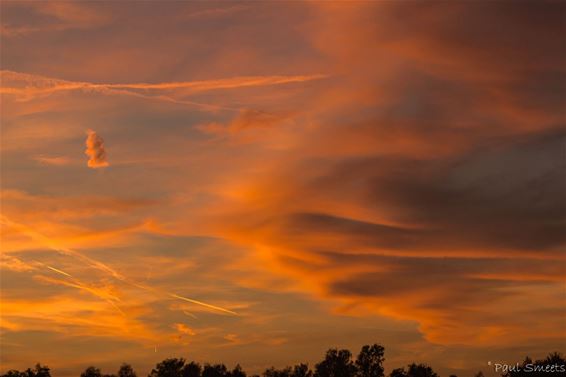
[{"left": 0, "top": 1, "right": 565, "bottom": 376}]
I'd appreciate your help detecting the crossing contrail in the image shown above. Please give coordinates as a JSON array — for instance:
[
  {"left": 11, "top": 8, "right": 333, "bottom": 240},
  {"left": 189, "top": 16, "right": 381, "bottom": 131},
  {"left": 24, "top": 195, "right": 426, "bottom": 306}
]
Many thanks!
[
  {"left": 1, "top": 215, "right": 238, "bottom": 316},
  {"left": 0, "top": 70, "right": 328, "bottom": 111},
  {"left": 31, "top": 260, "right": 125, "bottom": 315}
]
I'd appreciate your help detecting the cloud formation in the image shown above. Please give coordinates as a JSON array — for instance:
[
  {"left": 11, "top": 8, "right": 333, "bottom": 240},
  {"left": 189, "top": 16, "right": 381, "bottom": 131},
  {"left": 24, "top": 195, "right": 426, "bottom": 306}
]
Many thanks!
[
  {"left": 195, "top": 0, "right": 566, "bottom": 351},
  {"left": 0, "top": 1, "right": 110, "bottom": 36},
  {"left": 1, "top": 1, "right": 565, "bottom": 376},
  {"left": 213, "top": 130, "right": 566, "bottom": 345},
  {"left": 85, "top": 129, "right": 109, "bottom": 168}
]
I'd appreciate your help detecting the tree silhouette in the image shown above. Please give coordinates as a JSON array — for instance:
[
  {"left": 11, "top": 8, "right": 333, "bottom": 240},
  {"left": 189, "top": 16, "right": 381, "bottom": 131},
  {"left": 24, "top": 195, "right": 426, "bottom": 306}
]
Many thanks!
[
  {"left": 117, "top": 364, "right": 137, "bottom": 377},
  {"left": 1, "top": 372, "right": 22, "bottom": 377},
  {"left": 202, "top": 364, "right": 228, "bottom": 377},
  {"left": 356, "top": 344, "right": 385, "bottom": 377},
  {"left": 78, "top": 366, "right": 119, "bottom": 377},
  {"left": 263, "top": 367, "right": 291, "bottom": 377},
  {"left": 3, "top": 345, "right": 565, "bottom": 377},
  {"left": 291, "top": 364, "right": 312, "bottom": 377},
  {"left": 1, "top": 364, "right": 51, "bottom": 377},
  {"left": 389, "top": 368, "right": 406, "bottom": 377},
  {"left": 32, "top": 365, "right": 50, "bottom": 377},
  {"left": 407, "top": 364, "right": 438, "bottom": 377},
  {"left": 149, "top": 359, "right": 186, "bottom": 377},
  {"left": 230, "top": 365, "right": 246, "bottom": 377},
  {"left": 504, "top": 352, "right": 566, "bottom": 377},
  {"left": 182, "top": 363, "right": 201, "bottom": 377},
  {"left": 315, "top": 349, "right": 356, "bottom": 377},
  {"left": 81, "top": 367, "right": 102, "bottom": 377},
  {"left": 2, "top": 372, "right": 23, "bottom": 377},
  {"left": 388, "top": 364, "right": 438, "bottom": 377}
]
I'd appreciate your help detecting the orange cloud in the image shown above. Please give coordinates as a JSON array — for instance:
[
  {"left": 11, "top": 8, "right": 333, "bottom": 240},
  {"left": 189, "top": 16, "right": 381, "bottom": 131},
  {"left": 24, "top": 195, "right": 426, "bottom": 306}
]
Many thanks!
[
  {"left": 203, "top": 128, "right": 565, "bottom": 346},
  {"left": 0, "top": 254, "right": 38, "bottom": 272},
  {"left": 85, "top": 129, "right": 109, "bottom": 168},
  {"left": 174, "top": 323, "right": 196, "bottom": 336},
  {"left": 1, "top": 214, "right": 239, "bottom": 317},
  {"left": 196, "top": 109, "right": 294, "bottom": 142},
  {"left": 0, "top": 296, "right": 161, "bottom": 342}
]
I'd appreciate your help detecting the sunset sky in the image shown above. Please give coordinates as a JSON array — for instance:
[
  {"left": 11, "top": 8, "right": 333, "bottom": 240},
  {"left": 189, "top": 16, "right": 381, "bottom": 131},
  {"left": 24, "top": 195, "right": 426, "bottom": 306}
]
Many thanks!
[{"left": 1, "top": 1, "right": 565, "bottom": 376}]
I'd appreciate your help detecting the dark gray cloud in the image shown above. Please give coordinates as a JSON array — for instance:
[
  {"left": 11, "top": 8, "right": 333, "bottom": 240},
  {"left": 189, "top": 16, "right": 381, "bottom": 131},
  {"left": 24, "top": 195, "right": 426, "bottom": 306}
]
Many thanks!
[{"left": 302, "top": 128, "right": 566, "bottom": 252}]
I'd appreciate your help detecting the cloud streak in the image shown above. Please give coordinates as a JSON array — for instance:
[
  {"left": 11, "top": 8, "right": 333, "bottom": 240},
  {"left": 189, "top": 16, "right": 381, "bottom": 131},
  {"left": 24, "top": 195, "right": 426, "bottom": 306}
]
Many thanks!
[
  {"left": 0, "top": 70, "right": 327, "bottom": 111},
  {"left": 0, "top": 215, "right": 238, "bottom": 317}
]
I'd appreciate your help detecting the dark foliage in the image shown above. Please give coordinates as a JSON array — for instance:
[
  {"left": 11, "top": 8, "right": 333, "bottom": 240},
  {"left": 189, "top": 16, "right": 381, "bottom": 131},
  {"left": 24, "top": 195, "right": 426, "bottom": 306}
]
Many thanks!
[
  {"left": 2, "top": 364, "right": 51, "bottom": 377},
  {"left": 389, "top": 369, "right": 406, "bottom": 377},
  {"left": 504, "top": 352, "right": 566, "bottom": 377},
  {"left": 1, "top": 345, "right": 564, "bottom": 377},
  {"left": 149, "top": 359, "right": 187, "bottom": 377},
  {"left": 81, "top": 367, "right": 102, "bottom": 377},
  {"left": 118, "top": 365, "right": 137, "bottom": 377},
  {"left": 356, "top": 344, "right": 385, "bottom": 377},
  {"left": 263, "top": 367, "right": 292, "bottom": 377},
  {"left": 292, "top": 365, "right": 312, "bottom": 377},
  {"left": 388, "top": 364, "right": 438, "bottom": 377},
  {"left": 182, "top": 363, "right": 202, "bottom": 377},
  {"left": 262, "top": 363, "right": 313, "bottom": 377},
  {"left": 314, "top": 349, "right": 356, "bottom": 377},
  {"left": 202, "top": 365, "right": 228, "bottom": 377},
  {"left": 230, "top": 366, "right": 246, "bottom": 377}
]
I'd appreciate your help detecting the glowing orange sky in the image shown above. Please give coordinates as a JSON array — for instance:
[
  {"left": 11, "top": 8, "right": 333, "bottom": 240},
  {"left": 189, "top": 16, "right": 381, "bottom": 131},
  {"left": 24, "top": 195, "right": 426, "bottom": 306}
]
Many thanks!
[{"left": 1, "top": 2, "right": 565, "bottom": 376}]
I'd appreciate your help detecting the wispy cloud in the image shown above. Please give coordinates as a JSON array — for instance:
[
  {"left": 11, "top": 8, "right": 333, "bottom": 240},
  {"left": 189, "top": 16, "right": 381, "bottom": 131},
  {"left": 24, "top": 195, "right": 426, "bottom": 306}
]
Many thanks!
[
  {"left": 33, "top": 155, "right": 71, "bottom": 166},
  {"left": 182, "top": 4, "right": 250, "bottom": 19},
  {"left": 0, "top": 70, "right": 327, "bottom": 111},
  {"left": 0, "top": 1, "right": 110, "bottom": 37},
  {"left": 0, "top": 215, "right": 239, "bottom": 316}
]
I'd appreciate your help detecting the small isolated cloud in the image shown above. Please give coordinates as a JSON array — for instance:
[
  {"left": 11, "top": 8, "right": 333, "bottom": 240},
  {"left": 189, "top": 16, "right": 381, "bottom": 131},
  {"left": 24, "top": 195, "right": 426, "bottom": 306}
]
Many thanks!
[
  {"left": 223, "top": 333, "right": 241, "bottom": 344},
  {"left": 0, "top": 254, "right": 37, "bottom": 272},
  {"left": 196, "top": 109, "right": 290, "bottom": 137},
  {"left": 173, "top": 323, "right": 196, "bottom": 336},
  {"left": 85, "top": 130, "right": 109, "bottom": 168}
]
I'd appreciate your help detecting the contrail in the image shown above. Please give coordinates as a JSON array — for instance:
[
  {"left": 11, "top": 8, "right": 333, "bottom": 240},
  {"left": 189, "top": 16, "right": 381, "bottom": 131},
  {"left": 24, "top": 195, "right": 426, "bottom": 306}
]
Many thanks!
[
  {"left": 169, "top": 294, "right": 237, "bottom": 316},
  {"left": 33, "top": 261, "right": 125, "bottom": 315},
  {"left": 1, "top": 214, "right": 127, "bottom": 281},
  {"left": 0, "top": 70, "right": 327, "bottom": 92},
  {"left": 95, "top": 86, "right": 239, "bottom": 112},
  {"left": 37, "top": 275, "right": 121, "bottom": 303},
  {"left": 183, "top": 310, "right": 198, "bottom": 319},
  {"left": 0, "top": 73, "right": 236, "bottom": 112},
  {"left": 1, "top": 215, "right": 238, "bottom": 316},
  {"left": 45, "top": 264, "right": 73, "bottom": 278},
  {"left": 125, "top": 279, "right": 239, "bottom": 316},
  {"left": 0, "top": 70, "right": 328, "bottom": 111},
  {"left": 100, "top": 74, "right": 328, "bottom": 91}
]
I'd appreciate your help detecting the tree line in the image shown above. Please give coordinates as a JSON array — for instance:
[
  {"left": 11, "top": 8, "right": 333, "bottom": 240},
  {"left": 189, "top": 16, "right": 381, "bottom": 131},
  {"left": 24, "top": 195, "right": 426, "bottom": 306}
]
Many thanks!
[{"left": 2, "top": 344, "right": 564, "bottom": 377}]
